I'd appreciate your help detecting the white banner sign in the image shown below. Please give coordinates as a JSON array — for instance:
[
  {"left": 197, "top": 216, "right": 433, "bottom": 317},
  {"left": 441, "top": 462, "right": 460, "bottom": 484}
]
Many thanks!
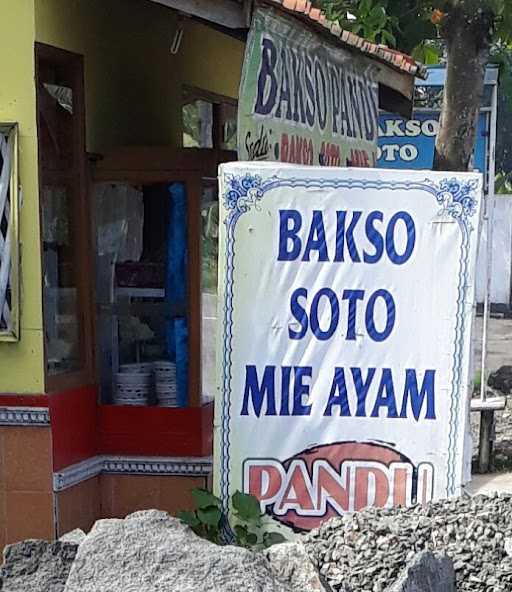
[{"left": 215, "top": 163, "right": 482, "bottom": 536}]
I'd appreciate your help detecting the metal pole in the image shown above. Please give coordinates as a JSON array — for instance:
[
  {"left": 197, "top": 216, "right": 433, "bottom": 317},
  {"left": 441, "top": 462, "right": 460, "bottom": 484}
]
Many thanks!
[
  {"left": 478, "top": 409, "right": 495, "bottom": 473},
  {"left": 480, "top": 80, "right": 498, "bottom": 403}
]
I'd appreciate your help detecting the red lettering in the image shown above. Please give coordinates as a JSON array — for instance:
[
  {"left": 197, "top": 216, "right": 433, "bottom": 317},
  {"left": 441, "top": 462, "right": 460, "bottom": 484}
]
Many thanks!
[
  {"left": 248, "top": 464, "right": 283, "bottom": 504},
  {"left": 296, "top": 136, "right": 303, "bottom": 164},
  {"left": 316, "top": 463, "right": 350, "bottom": 513},
  {"left": 392, "top": 466, "right": 411, "bottom": 507},
  {"left": 281, "top": 133, "right": 289, "bottom": 162},
  {"left": 349, "top": 149, "right": 371, "bottom": 168},
  {"left": 280, "top": 134, "right": 316, "bottom": 164},
  {"left": 278, "top": 461, "right": 315, "bottom": 512},
  {"left": 353, "top": 465, "right": 389, "bottom": 511},
  {"left": 320, "top": 142, "right": 341, "bottom": 166},
  {"left": 289, "top": 135, "right": 296, "bottom": 163}
]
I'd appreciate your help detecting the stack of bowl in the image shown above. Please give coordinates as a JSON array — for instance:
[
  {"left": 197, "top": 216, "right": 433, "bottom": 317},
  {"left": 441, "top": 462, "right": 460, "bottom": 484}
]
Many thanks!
[
  {"left": 114, "top": 363, "right": 152, "bottom": 406},
  {"left": 119, "top": 362, "right": 154, "bottom": 374},
  {"left": 154, "top": 360, "right": 178, "bottom": 407}
]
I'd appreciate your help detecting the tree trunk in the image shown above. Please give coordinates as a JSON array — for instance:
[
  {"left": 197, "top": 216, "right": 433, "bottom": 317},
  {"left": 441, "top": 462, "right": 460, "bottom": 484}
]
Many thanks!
[{"left": 433, "top": 6, "right": 491, "bottom": 172}]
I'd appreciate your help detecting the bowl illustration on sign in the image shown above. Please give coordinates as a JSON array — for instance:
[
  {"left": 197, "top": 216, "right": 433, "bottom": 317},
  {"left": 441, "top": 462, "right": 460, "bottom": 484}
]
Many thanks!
[{"left": 243, "top": 441, "right": 434, "bottom": 531}]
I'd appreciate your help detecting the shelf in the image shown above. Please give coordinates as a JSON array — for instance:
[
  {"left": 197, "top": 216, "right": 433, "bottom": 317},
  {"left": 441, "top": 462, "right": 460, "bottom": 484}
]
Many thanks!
[{"left": 115, "top": 287, "right": 165, "bottom": 298}]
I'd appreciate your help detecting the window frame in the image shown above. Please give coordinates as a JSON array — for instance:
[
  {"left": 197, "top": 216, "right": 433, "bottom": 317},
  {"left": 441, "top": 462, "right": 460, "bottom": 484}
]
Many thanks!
[
  {"left": 0, "top": 123, "right": 20, "bottom": 342},
  {"left": 182, "top": 86, "right": 237, "bottom": 151},
  {"left": 36, "top": 42, "right": 95, "bottom": 393}
]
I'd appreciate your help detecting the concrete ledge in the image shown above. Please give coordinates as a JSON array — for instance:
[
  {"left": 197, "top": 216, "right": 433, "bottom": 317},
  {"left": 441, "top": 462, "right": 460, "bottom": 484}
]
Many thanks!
[
  {"left": 470, "top": 397, "right": 506, "bottom": 412},
  {"left": 53, "top": 455, "right": 213, "bottom": 492}
]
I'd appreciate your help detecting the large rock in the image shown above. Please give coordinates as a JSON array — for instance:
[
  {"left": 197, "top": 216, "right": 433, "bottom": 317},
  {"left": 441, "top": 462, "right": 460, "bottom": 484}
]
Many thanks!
[
  {"left": 0, "top": 540, "right": 79, "bottom": 592},
  {"left": 388, "top": 551, "right": 455, "bottom": 592},
  {"left": 488, "top": 365, "right": 512, "bottom": 394},
  {"left": 265, "top": 542, "right": 332, "bottom": 592},
  {"left": 59, "top": 529, "right": 86, "bottom": 545},
  {"left": 64, "top": 510, "right": 292, "bottom": 592}
]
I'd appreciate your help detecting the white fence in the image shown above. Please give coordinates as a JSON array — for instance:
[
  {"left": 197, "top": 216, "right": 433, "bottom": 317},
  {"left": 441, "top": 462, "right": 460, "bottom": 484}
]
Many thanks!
[{"left": 476, "top": 195, "right": 512, "bottom": 306}]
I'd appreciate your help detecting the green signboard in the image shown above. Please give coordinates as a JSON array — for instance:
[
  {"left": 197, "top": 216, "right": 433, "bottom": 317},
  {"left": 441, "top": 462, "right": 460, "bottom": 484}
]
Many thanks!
[{"left": 238, "top": 7, "right": 379, "bottom": 167}]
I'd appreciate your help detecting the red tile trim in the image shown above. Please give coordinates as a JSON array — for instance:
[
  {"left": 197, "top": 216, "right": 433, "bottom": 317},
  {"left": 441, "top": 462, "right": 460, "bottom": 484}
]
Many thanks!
[{"left": 0, "top": 394, "right": 49, "bottom": 407}]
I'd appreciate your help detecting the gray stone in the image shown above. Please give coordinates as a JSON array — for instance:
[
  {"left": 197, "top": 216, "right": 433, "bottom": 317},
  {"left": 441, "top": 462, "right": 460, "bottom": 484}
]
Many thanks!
[
  {"left": 64, "top": 509, "right": 292, "bottom": 592},
  {"left": 0, "top": 539, "right": 79, "bottom": 592},
  {"left": 488, "top": 365, "right": 512, "bottom": 394},
  {"left": 59, "top": 529, "right": 86, "bottom": 545},
  {"left": 265, "top": 542, "right": 332, "bottom": 592},
  {"left": 387, "top": 551, "right": 455, "bottom": 592},
  {"left": 306, "top": 494, "right": 512, "bottom": 592}
]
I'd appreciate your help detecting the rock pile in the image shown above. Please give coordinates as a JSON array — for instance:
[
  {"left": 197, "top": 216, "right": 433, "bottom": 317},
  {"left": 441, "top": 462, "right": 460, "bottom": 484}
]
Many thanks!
[
  {"left": 488, "top": 366, "right": 512, "bottom": 395},
  {"left": 6, "top": 499, "right": 512, "bottom": 591},
  {"left": 305, "top": 493, "right": 512, "bottom": 592}
]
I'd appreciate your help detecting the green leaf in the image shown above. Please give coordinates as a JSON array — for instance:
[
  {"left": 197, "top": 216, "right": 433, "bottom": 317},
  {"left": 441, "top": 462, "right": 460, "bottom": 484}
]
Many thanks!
[
  {"left": 360, "top": 0, "right": 372, "bottom": 16},
  {"left": 370, "top": 4, "right": 386, "bottom": 28},
  {"left": 197, "top": 506, "right": 222, "bottom": 527},
  {"left": 232, "top": 491, "right": 262, "bottom": 522},
  {"left": 234, "top": 524, "right": 248, "bottom": 536},
  {"left": 234, "top": 524, "right": 250, "bottom": 546},
  {"left": 177, "top": 510, "right": 200, "bottom": 527},
  {"left": 380, "top": 29, "right": 397, "bottom": 47},
  {"left": 423, "top": 44, "right": 441, "bottom": 65},
  {"left": 192, "top": 488, "right": 222, "bottom": 510},
  {"left": 410, "top": 40, "right": 441, "bottom": 64},
  {"left": 234, "top": 524, "right": 249, "bottom": 541},
  {"left": 263, "top": 531, "right": 287, "bottom": 548},
  {"left": 204, "top": 525, "right": 222, "bottom": 544},
  {"left": 246, "top": 532, "right": 258, "bottom": 545}
]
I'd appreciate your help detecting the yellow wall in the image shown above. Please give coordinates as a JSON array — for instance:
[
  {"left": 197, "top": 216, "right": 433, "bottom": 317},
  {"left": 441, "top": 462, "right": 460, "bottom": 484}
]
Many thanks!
[
  {"left": 35, "top": 0, "right": 245, "bottom": 153},
  {"left": 0, "top": 0, "right": 244, "bottom": 394},
  {"left": 181, "top": 20, "right": 244, "bottom": 100},
  {"left": 0, "top": 0, "right": 46, "bottom": 393}
]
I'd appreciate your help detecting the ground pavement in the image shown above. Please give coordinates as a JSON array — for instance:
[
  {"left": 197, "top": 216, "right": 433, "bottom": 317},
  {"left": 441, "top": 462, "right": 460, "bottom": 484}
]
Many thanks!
[{"left": 470, "top": 316, "right": 512, "bottom": 493}]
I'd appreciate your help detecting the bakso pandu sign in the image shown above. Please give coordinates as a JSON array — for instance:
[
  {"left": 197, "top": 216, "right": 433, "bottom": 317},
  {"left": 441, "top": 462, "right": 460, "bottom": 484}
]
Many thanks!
[
  {"left": 215, "top": 163, "right": 482, "bottom": 537},
  {"left": 238, "top": 7, "right": 379, "bottom": 167}
]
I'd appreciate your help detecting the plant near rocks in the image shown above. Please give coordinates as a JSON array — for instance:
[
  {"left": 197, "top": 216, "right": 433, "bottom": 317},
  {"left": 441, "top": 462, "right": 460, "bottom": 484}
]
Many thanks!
[
  {"left": 178, "top": 488, "right": 286, "bottom": 549},
  {"left": 178, "top": 489, "right": 223, "bottom": 544}
]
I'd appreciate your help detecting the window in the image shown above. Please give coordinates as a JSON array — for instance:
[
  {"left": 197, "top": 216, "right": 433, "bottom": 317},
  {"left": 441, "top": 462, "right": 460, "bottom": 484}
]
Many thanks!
[
  {"left": 94, "top": 182, "right": 186, "bottom": 406},
  {"left": 182, "top": 87, "right": 237, "bottom": 152},
  {"left": 218, "top": 102, "right": 237, "bottom": 151},
  {"left": 36, "top": 44, "right": 93, "bottom": 386},
  {"left": 201, "top": 181, "right": 218, "bottom": 403},
  {"left": 183, "top": 100, "right": 214, "bottom": 148},
  {"left": 0, "top": 123, "right": 19, "bottom": 341}
]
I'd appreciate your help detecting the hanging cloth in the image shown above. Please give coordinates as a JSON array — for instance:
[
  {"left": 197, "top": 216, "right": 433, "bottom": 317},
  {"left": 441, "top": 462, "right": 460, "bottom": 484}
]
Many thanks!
[{"left": 165, "top": 183, "right": 188, "bottom": 407}]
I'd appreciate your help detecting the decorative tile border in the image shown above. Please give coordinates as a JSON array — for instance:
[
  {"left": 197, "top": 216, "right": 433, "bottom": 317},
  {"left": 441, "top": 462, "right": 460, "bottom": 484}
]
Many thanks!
[
  {"left": 53, "top": 455, "right": 213, "bottom": 491},
  {"left": 53, "top": 456, "right": 104, "bottom": 492},
  {"left": 103, "top": 456, "right": 213, "bottom": 477},
  {"left": 0, "top": 407, "right": 50, "bottom": 426}
]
